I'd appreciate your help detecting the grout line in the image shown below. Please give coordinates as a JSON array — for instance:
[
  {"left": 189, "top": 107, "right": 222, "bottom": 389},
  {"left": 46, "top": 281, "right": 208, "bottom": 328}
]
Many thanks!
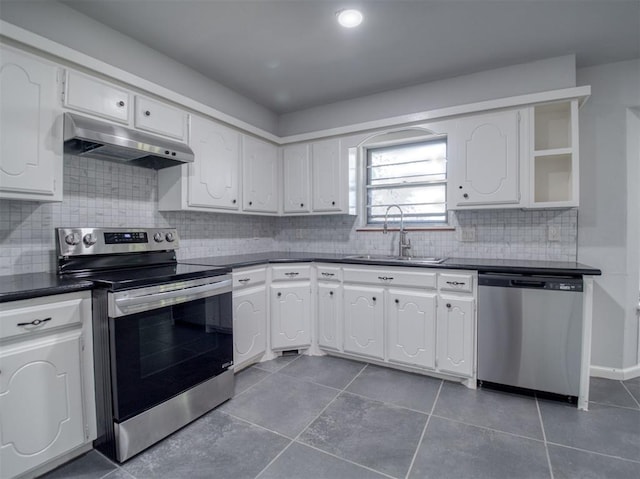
[
  {"left": 253, "top": 441, "right": 296, "bottom": 479},
  {"left": 536, "top": 396, "right": 555, "bottom": 479},
  {"left": 428, "top": 413, "right": 547, "bottom": 444},
  {"left": 216, "top": 410, "right": 296, "bottom": 441},
  {"left": 620, "top": 380, "right": 640, "bottom": 409},
  {"left": 545, "top": 441, "right": 640, "bottom": 465},
  {"left": 404, "top": 379, "right": 444, "bottom": 479},
  {"left": 588, "top": 399, "right": 640, "bottom": 412},
  {"left": 232, "top": 368, "right": 274, "bottom": 398}
]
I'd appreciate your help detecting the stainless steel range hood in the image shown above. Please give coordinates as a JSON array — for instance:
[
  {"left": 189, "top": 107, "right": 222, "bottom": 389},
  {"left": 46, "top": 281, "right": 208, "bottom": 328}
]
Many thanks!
[{"left": 63, "top": 112, "right": 194, "bottom": 169}]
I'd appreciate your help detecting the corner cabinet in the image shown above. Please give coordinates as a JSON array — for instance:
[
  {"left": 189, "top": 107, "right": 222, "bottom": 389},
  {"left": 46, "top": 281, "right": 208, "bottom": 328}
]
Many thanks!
[
  {"left": 0, "top": 46, "right": 63, "bottom": 202},
  {"left": 0, "top": 291, "right": 96, "bottom": 479},
  {"left": 270, "top": 265, "right": 312, "bottom": 350},
  {"left": 232, "top": 267, "right": 267, "bottom": 371}
]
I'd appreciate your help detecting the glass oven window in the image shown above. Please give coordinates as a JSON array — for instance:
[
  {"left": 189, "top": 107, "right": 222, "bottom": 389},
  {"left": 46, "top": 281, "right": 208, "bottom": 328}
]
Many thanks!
[{"left": 110, "top": 291, "right": 233, "bottom": 421}]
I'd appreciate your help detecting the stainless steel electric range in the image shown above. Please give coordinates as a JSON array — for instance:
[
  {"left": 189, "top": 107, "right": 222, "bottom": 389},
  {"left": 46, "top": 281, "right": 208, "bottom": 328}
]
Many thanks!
[{"left": 56, "top": 227, "right": 234, "bottom": 463}]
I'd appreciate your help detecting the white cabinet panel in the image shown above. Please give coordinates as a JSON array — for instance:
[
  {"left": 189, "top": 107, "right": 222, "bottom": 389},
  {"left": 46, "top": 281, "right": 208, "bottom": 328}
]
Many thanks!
[
  {"left": 0, "top": 330, "right": 85, "bottom": 478},
  {"left": 451, "top": 110, "right": 521, "bottom": 207},
  {"left": 243, "top": 136, "right": 279, "bottom": 214},
  {"left": 437, "top": 295, "right": 475, "bottom": 377},
  {"left": 270, "top": 283, "right": 311, "bottom": 349},
  {"left": 63, "top": 70, "right": 130, "bottom": 123},
  {"left": 233, "top": 285, "right": 267, "bottom": 370},
  {"left": 387, "top": 289, "right": 437, "bottom": 370},
  {"left": 283, "top": 144, "right": 311, "bottom": 213},
  {"left": 317, "top": 282, "right": 342, "bottom": 351},
  {"left": 312, "top": 138, "right": 344, "bottom": 212},
  {"left": 0, "top": 47, "right": 63, "bottom": 202},
  {"left": 134, "top": 96, "right": 188, "bottom": 141},
  {"left": 343, "top": 285, "right": 384, "bottom": 359},
  {"left": 188, "top": 115, "right": 240, "bottom": 210}
]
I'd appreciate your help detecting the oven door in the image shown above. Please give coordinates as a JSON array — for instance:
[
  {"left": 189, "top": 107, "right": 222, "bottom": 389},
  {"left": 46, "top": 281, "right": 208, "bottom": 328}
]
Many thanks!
[{"left": 107, "top": 275, "right": 233, "bottom": 422}]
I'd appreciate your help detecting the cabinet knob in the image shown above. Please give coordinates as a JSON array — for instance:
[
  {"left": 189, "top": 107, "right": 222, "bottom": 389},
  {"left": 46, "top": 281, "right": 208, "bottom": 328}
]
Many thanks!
[
  {"left": 300, "top": 203, "right": 304, "bottom": 207},
  {"left": 463, "top": 193, "right": 469, "bottom": 199},
  {"left": 249, "top": 201, "right": 253, "bottom": 206},
  {"left": 395, "top": 299, "right": 399, "bottom": 304},
  {"left": 144, "top": 110, "right": 151, "bottom": 116},
  {"left": 232, "top": 199, "right": 237, "bottom": 204},
  {"left": 117, "top": 100, "right": 125, "bottom": 107},
  {"left": 446, "top": 303, "right": 452, "bottom": 308},
  {"left": 331, "top": 201, "right": 336, "bottom": 206},
  {"left": 372, "top": 297, "right": 376, "bottom": 301},
  {"left": 329, "top": 291, "right": 334, "bottom": 296},
  {"left": 277, "top": 292, "right": 282, "bottom": 297}
]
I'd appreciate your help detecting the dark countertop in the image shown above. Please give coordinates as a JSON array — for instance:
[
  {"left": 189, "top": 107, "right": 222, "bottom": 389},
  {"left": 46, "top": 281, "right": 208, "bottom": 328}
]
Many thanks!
[{"left": 0, "top": 252, "right": 601, "bottom": 303}]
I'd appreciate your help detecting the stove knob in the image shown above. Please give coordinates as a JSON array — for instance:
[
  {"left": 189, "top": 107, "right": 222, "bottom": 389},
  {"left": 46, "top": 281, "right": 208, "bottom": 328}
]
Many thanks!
[
  {"left": 153, "top": 232, "right": 164, "bottom": 243},
  {"left": 65, "top": 233, "right": 81, "bottom": 246},
  {"left": 83, "top": 233, "right": 98, "bottom": 246},
  {"left": 165, "top": 232, "right": 175, "bottom": 242}
]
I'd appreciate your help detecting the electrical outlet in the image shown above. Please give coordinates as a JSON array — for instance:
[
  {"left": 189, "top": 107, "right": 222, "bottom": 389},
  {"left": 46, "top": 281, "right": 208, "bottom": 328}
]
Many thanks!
[
  {"left": 548, "top": 225, "right": 561, "bottom": 242},
  {"left": 460, "top": 226, "right": 476, "bottom": 242}
]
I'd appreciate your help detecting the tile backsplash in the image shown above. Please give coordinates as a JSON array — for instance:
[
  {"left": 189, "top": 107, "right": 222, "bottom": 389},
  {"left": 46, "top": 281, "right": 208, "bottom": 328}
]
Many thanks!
[{"left": 0, "top": 157, "right": 577, "bottom": 276}]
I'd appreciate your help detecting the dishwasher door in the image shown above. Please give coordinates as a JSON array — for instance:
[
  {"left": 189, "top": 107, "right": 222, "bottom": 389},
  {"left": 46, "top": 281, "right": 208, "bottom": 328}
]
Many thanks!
[{"left": 477, "top": 273, "right": 583, "bottom": 398}]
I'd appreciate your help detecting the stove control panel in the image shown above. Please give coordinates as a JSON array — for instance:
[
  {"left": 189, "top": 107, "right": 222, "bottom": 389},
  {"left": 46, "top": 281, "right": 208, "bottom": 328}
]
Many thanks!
[{"left": 56, "top": 227, "right": 180, "bottom": 256}]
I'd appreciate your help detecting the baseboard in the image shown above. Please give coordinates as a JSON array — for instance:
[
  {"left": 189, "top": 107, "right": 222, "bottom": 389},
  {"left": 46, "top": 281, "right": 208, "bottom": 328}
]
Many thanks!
[{"left": 590, "top": 364, "right": 640, "bottom": 380}]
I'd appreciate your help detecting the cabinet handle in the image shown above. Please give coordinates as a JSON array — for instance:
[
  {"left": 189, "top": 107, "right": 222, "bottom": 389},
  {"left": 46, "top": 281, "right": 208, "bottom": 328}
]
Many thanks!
[
  {"left": 117, "top": 100, "right": 125, "bottom": 107},
  {"left": 277, "top": 292, "right": 282, "bottom": 297},
  {"left": 238, "top": 278, "right": 251, "bottom": 284},
  {"left": 17, "top": 317, "right": 52, "bottom": 327},
  {"left": 378, "top": 276, "right": 394, "bottom": 281},
  {"left": 144, "top": 110, "right": 151, "bottom": 116},
  {"left": 284, "top": 272, "right": 299, "bottom": 277},
  {"left": 446, "top": 303, "right": 452, "bottom": 308},
  {"left": 321, "top": 272, "right": 335, "bottom": 277},
  {"left": 446, "top": 281, "right": 466, "bottom": 286}
]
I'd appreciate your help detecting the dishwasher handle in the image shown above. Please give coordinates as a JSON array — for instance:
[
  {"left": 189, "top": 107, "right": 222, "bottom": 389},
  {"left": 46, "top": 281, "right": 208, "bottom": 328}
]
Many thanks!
[{"left": 510, "top": 279, "right": 546, "bottom": 288}]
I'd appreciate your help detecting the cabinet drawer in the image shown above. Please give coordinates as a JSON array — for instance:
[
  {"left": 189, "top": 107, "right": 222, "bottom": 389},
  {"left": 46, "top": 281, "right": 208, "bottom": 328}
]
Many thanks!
[
  {"left": 271, "top": 264, "right": 311, "bottom": 281},
  {"left": 0, "top": 292, "right": 87, "bottom": 341},
  {"left": 438, "top": 272, "right": 474, "bottom": 293},
  {"left": 64, "top": 70, "right": 130, "bottom": 123},
  {"left": 343, "top": 267, "right": 436, "bottom": 289},
  {"left": 316, "top": 264, "right": 342, "bottom": 282},
  {"left": 232, "top": 267, "right": 267, "bottom": 289},
  {"left": 134, "top": 96, "right": 188, "bottom": 141}
]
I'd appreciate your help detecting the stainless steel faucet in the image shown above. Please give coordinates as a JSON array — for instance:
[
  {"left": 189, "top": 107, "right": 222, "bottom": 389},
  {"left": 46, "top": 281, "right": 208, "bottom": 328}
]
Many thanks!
[{"left": 383, "top": 205, "right": 411, "bottom": 258}]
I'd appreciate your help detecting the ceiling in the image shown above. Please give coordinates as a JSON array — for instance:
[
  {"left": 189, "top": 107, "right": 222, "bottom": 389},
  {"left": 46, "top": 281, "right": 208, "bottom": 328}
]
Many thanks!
[{"left": 60, "top": 0, "right": 639, "bottom": 114}]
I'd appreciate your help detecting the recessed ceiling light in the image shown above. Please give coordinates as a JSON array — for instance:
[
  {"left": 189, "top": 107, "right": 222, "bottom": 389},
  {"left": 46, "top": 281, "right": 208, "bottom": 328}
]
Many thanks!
[{"left": 336, "top": 9, "right": 363, "bottom": 28}]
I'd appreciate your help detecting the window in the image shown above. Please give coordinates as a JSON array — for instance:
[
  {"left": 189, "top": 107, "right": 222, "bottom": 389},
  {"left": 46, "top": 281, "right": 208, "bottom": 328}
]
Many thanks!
[{"left": 365, "top": 137, "right": 447, "bottom": 226}]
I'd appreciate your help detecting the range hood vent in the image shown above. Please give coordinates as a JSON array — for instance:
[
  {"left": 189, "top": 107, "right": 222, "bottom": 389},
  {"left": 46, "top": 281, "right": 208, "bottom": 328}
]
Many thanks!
[{"left": 63, "top": 112, "right": 194, "bottom": 169}]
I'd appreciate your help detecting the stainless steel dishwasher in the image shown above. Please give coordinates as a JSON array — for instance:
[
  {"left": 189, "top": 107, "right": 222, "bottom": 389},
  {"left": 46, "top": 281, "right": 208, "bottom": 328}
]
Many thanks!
[{"left": 477, "top": 273, "right": 583, "bottom": 402}]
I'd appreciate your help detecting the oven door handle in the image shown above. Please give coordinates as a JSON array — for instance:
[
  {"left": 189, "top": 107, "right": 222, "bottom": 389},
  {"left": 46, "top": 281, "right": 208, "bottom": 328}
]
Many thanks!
[{"left": 110, "top": 279, "right": 232, "bottom": 317}]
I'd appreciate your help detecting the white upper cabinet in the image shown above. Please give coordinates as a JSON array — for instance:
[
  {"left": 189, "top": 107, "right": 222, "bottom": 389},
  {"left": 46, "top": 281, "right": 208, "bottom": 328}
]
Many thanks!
[
  {"left": 312, "top": 138, "right": 345, "bottom": 212},
  {"left": 449, "top": 109, "right": 523, "bottom": 208},
  {"left": 0, "top": 46, "right": 63, "bottom": 202},
  {"left": 134, "top": 96, "right": 188, "bottom": 141},
  {"left": 282, "top": 144, "right": 311, "bottom": 214},
  {"left": 63, "top": 70, "right": 131, "bottom": 123},
  {"left": 187, "top": 115, "right": 240, "bottom": 210},
  {"left": 242, "top": 135, "right": 279, "bottom": 214}
]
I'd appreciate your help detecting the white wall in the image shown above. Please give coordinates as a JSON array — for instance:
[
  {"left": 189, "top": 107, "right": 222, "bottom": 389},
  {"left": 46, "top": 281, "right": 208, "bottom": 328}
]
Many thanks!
[
  {"left": 278, "top": 55, "right": 576, "bottom": 136},
  {"left": 577, "top": 59, "right": 640, "bottom": 373},
  {"left": 0, "top": 0, "right": 279, "bottom": 134}
]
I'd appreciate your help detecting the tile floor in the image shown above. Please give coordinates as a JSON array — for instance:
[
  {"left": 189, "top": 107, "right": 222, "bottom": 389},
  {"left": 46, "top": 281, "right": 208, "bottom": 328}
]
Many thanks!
[{"left": 40, "top": 355, "right": 640, "bottom": 479}]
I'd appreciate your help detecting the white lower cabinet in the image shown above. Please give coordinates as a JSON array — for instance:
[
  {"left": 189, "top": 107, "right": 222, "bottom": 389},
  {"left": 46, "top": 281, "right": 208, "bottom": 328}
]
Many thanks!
[
  {"left": 436, "top": 294, "right": 475, "bottom": 377},
  {"left": 232, "top": 284, "right": 267, "bottom": 371},
  {"left": 317, "top": 282, "right": 342, "bottom": 351},
  {"left": 270, "top": 265, "right": 311, "bottom": 350},
  {"left": 342, "top": 284, "right": 385, "bottom": 359},
  {"left": 387, "top": 288, "right": 437, "bottom": 370},
  {"left": 0, "top": 291, "right": 95, "bottom": 479}
]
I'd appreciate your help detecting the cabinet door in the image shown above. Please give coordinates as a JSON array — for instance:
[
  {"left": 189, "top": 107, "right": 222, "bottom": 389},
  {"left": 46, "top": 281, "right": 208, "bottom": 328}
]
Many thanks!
[
  {"left": 134, "top": 96, "right": 188, "bottom": 141},
  {"left": 0, "top": 47, "right": 63, "bottom": 202},
  {"left": 282, "top": 144, "right": 311, "bottom": 213},
  {"left": 232, "top": 285, "right": 267, "bottom": 370},
  {"left": 243, "top": 136, "right": 279, "bottom": 213},
  {"left": 343, "top": 285, "right": 384, "bottom": 359},
  {"left": 317, "top": 282, "right": 342, "bottom": 351},
  {"left": 387, "top": 289, "right": 437, "bottom": 370},
  {"left": 63, "top": 70, "right": 130, "bottom": 123},
  {"left": 270, "top": 283, "right": 311, "bottom": 349},
  {"left": 437, "top": 295, "right": 475, "bottom": 377},
  {"left": 0, "top": 330, "right": 85, "bottom": 478},
  {"left": 188, "top": 115, "right": 240, "bottom": 210},
  {"left": 312, "top": 138, "right": 344, "bottom": 212},
  {"left": 451, "top": 110, "right": 520, "bottom": 207}
]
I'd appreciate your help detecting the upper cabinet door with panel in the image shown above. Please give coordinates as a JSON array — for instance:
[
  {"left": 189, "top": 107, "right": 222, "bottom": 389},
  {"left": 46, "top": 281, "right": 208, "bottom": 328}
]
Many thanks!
[
  {"left": 282, "top": 144, "right": 311, "bottom": 214},
  {"left": 450, "top": 110, "right": 522, "bottom": 208},
  {"left": 63, "top": 70, "right": 130, "bottom": 124},
  {"left": 134, "top": 96, "right": 188, "bottom": 141},
  {"left": 312, "top": 138, "right": 344, "bottom": 212},
  {"left": 0, "top": 47, "right": 63, "bottom": 202},
  {"left": 188, "top": 115, "right": 240, "bottom": 210},
  {"left": 242, "top": 135, "right": 279, "bottom": 214}
]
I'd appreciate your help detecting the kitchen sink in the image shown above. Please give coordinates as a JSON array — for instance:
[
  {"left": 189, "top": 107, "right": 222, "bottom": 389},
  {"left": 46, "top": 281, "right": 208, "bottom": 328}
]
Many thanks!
[{"left": 343, "top": 254, "right": 447, "bottom": 264}]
